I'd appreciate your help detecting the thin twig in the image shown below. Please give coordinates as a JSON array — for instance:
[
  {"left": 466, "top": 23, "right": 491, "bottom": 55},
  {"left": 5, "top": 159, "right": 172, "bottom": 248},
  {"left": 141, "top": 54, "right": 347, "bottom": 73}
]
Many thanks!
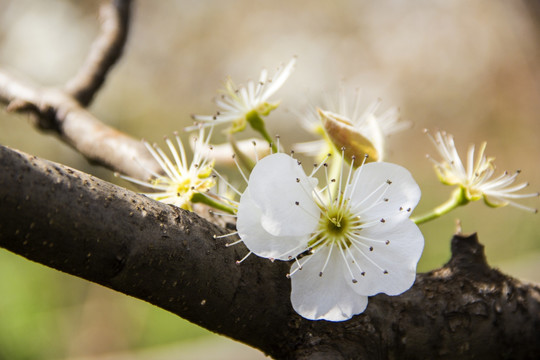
[{"left": 64, "top": 0, "right": 132, "bottom": 106}]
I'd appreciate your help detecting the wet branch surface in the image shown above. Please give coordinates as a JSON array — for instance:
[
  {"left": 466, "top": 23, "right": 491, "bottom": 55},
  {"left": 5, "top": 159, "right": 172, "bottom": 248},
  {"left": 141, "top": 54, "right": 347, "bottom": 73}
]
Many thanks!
[
  {"left": 1, "top": 0, "right": 539, "bottom": 358},
  {"left": 1, "top": 145, "right": 539, "bottom": 360}
]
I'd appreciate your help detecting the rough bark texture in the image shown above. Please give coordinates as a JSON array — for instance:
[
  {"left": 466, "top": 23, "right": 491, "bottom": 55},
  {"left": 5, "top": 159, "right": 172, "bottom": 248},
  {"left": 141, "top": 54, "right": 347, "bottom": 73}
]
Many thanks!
[
  {"left": 1, "top": 1, "right": 539, "bottom": 358},
  {"left": 1, "top": 145, "right": 539, "bottom": 359}
]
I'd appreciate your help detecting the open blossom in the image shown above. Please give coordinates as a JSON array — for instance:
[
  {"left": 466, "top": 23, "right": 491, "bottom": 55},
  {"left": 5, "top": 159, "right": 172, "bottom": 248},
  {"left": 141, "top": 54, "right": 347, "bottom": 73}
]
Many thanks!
[
  {"left": 427, "top": 130, "right": 539, "bottom": 212},
  {"left": 237, "top": 153, "right": 423, "bottom": 321},
  {"left": 191, "top": 58, "right": 296, "bottom": 133},
  {"left": 116, "top": 127, "right": 216, "bottom": 211},
  {"left": 295, "top": 88, "right": 409, "bottom": 162}
]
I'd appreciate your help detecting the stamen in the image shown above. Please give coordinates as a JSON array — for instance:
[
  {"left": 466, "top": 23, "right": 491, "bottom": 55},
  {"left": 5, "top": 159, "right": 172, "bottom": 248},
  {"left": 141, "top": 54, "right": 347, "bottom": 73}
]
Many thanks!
[
  {"left": 209, "top": 210, "right": 238, "bottom": 217},
  {"left": 115, "top": 173, "right": 170, "bottom": 191},
  {"left": 252, "top": 140, "right": 259, "bottom": 162},
  {"left": 214, "top": 231, "right": 238, "bottom": 239},
  {"left": 345, "top": 154, "right": 369, "bottom": 200},
  {"left": 318, "top": 243, "right": 334, "bottom": 277},
  {"left": 212, "top": 170, "right": 243, "bottom": 197},
  {"left": 165, "top": 136, "right": 186, "bottom": 177},
  {"left": 232, "top": 154, "right": 249, "bottom": 184},
  {"left": 309, "top": 153, "right": 332, "bottom": 177},
  {"left": 346, "top": 246, "right": 366, "bottom": 279},
  {"left": 287, "top": 253, "right": 316, "bottom": 278},
  {"left": 338, "top": 243, "right": 357, "bottom": 283},
  {"left": 349, "top": 241, "right": 387, "bottom": 273},
  {"left": 225, "top": 238, "right": 243, "bottom": 247},
  {"left": 236, "top": 251, "right": 252, "bottom": 265}
]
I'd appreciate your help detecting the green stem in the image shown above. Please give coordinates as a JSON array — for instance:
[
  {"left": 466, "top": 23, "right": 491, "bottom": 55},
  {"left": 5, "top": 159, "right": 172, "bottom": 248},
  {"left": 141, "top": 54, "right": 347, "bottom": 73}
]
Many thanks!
[
  {"left": 411, "top": 187, "right": 469, "bottom": 225},
  {"left": 228, "top": 133, "right": 255, "bottom": 173},
  {"left": 191, "top": 192, "right": 237, "bottom": 215},
  {"left": 246, "top": 111, "right": 278, "bottom": 153}
]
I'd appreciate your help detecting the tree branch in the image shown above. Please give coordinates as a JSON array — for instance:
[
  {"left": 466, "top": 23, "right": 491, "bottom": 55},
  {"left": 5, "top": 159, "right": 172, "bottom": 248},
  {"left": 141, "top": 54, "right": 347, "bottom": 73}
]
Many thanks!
[
  {"left": 1, "top": 144, "right": 539, "bottom": 359},
  {"left": 0, "top": 0, "right": 158, "bottom": 179},
  {"left": 64, "top": 0, "right": 132, "bottom": 106}
]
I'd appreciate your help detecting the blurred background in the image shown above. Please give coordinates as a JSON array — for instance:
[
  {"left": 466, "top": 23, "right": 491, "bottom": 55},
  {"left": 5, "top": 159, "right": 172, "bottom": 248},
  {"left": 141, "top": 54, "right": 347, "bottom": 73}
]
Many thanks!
[{"left": 1, "top": 0, "right": 539, "bottom": 358}]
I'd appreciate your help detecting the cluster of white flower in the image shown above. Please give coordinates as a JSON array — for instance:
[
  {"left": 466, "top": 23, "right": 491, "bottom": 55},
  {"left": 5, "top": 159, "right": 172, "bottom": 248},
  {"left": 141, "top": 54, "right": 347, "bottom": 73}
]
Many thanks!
[
  {"left": 238, "top": 152, "right": 423, "bottom": 320},
  {"left": 116, "top": 58, "right": 537, "bottom": 322}
]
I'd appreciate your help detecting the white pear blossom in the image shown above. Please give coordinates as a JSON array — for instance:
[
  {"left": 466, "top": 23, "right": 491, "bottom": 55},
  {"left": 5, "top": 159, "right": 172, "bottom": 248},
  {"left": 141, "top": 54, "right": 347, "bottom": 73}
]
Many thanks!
[
  {"left": 295, "top": 88, "right": 409, "bottom": 162},
  {"left": 191, "top": 58, "right": 296, "bottom": 133},
  {"left": 116, "top": 127, "right": 216, "bottom": 211},
  {"left": 427, "top": 130, "right": 539, "bottom": 213},
  {"left": 237, "top": 153, "right": 424, "bottom": 321}
]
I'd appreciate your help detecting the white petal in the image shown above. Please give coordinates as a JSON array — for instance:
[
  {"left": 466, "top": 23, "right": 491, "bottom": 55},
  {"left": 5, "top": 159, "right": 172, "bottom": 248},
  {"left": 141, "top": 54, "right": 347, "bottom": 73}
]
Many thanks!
[
  {"left": 237, "top": 189, "right": 309, "bottom": 260},
  {"left": 249, "top": 153, "right": 320, "bottom": 237},
  {"left": 348, "top": 218, "right": 424, "bottom": 296},
  {"left": 348, "top": 162, "right": 421, "bottom": 221},
  {"left": 290, "top": 247, "right": 368, "bottom": 321}
]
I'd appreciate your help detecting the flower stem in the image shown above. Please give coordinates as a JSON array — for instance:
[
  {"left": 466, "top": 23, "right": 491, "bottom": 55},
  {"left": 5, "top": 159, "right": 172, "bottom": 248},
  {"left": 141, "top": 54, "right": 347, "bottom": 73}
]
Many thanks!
[
  {"left": 412, "top": 187, "right": 469, "bottom": 225},
  {"left": 246, "top": 111, "right": 278, "bottom": 153},
  {"left": 228, "top": 133, "right": 256, "bottom": 173},
  {"left": 191, "top": 192, "right": 237, "bottom": 215}
]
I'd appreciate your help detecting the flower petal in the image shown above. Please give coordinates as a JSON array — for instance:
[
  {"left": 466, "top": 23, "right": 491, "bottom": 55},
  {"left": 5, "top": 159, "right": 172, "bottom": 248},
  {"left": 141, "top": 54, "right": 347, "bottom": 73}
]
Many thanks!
[
  {"left": 348, "top": 218, "right": 424, "bottom": 296},
  {"left": 237, "top": 189, "right": 310, "bottom": 260},
  {"left": 348, "top": 162, "right": 421, "bottom": 221},
  {"left": 249, "top": 153, "right": 320, "bottom": 237},
  {"left": 290, "top": 246, "right": 368, "bottom": 321}
]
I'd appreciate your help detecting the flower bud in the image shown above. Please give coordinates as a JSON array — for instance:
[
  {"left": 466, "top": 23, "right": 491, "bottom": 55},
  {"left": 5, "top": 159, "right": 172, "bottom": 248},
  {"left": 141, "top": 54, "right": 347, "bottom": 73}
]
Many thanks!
[{"left": 319, "top": 108, "right": 379, "bottom": 163}]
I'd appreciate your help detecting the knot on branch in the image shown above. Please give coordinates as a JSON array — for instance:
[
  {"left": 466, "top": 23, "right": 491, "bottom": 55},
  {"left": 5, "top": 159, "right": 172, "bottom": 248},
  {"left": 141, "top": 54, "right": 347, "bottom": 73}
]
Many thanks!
[{"left": 446, "top": 232, "right": 491, "bottom": 279}]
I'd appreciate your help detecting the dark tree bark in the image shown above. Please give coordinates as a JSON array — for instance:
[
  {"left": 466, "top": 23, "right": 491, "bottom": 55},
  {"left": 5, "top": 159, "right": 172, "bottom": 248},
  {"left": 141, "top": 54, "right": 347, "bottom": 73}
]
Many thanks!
[
  {"left": 1, "top": 144, "right": 539, "bottom": 359},
  {"left": 1, "top": 1, "right": 539, "bottom": 358}
]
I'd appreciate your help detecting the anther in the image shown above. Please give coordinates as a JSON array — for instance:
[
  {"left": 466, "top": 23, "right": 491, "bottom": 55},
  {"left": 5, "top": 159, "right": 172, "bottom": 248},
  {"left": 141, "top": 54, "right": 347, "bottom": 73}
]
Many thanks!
[
  {"left": 380, "top": 218, "right": 386, "bottom": 223},
  {"left": 352, "top": 279, "right": 358, "bottom": 284},
  {"left": 384, "top": 198, "right": 389, "bottom": 202},
  {"left": 369, "top": 246, "right": 373, "bottom": 251},
  {"left": 383, "top": 270, "right": 389, "bottom": 274},
  {"left": 297, "top": 160, "right": 302, "bottom": 165},
  {"left": 385, "top": 240, "right": 390, "bottom": 245},
  {"left": 361, "top": 271, "right": 365, "bottom": 276},
  {"left": 386, "top": 180, "right": 392, "bottom": 185},
  {"left": 296, "top": 178, "right": 300, "bottom": 183},
  {"left": 319, "top": 272, "right": 323, "bottom": 277},
  {"left": 331, "top": 179, "right": 336, "bottom": 182},
  {"left": 295, "top": 201, "right": 300, "bottom": 205}
]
